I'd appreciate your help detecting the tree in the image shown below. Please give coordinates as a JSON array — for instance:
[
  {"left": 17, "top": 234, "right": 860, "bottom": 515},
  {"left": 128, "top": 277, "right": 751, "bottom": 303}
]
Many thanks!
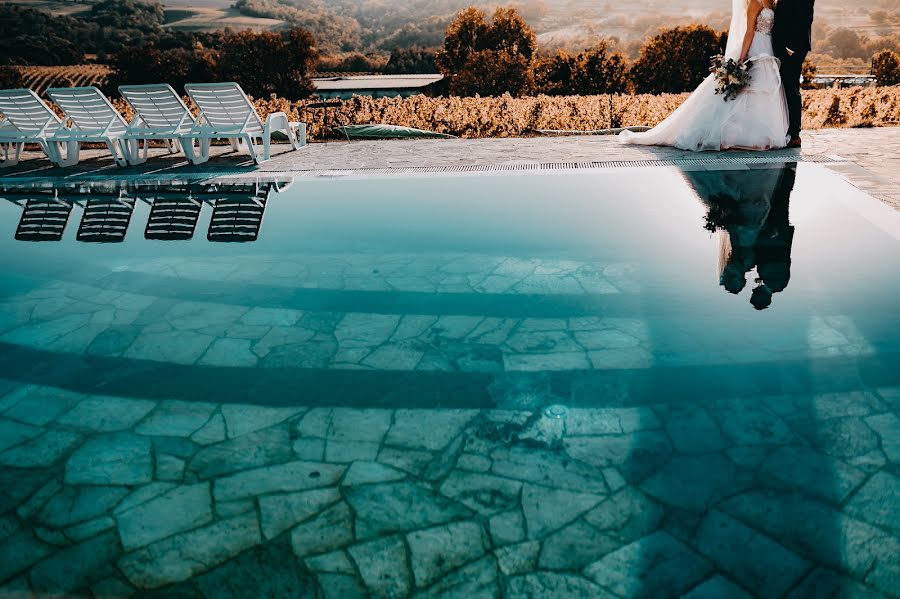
[
  {"left": 436, "top": 7, "right": 537, "bottom": 97},
  {"left": 825, "top": 28, "right": 869, "bottom": 61},
  {"left": 448, "top": 50, "right": 534, "bottom": 97},
  {"left": 629, "top": 25, "right": 726, "bottom": 94},
  {"left": 88, "top": 0, "right": 164, "bottom": 30},
  {"left": 436, "top": 7, "right": 490, "bottom": 75},
  {"left": 106, "top": 44, "right": 217, "bottom": 93},
  {"left": 872, "top": 49, "right": 900, "bottom": 86},
  {"left": 216, "top": 28, "right": 319, "bottom": 99},
  {"left": 536, "top": 41, "right": 629, "bottom": 95}
]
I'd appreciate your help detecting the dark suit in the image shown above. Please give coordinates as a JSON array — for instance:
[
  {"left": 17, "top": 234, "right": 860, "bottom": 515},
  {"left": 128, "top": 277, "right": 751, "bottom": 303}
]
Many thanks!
[{"left": 772, "top": 0, "right": 815, "bottom": 138}]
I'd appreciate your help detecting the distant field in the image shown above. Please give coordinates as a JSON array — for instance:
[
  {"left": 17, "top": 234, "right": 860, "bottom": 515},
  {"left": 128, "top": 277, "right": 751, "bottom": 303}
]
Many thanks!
[
  {"left": 159, "top": 0, "right": 234, "bottom": 8},
  {"left": 5, "top": 0, "right": 91, "bottom": 17},
  {"left": 162, "top": 6, "right": 284, "bottom": 32}
]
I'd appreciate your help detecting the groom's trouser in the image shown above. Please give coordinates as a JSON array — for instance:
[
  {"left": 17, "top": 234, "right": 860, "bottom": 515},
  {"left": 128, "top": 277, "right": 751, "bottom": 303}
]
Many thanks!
[{"left": 778, "top": 51, "right": 807, "bottom": 139}]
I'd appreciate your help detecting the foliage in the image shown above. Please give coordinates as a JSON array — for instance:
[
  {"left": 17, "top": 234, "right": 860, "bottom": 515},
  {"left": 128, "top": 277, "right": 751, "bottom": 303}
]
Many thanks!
[
  {"left": 437, "top": 7, "right": 490, "bottom": 74},
  {"left": 436, "top": 7, "right": 538, "bottom": 97},
  {"left": 105, "top": 46, "right": 217, "bottom": 94},
  {"left": 234, "top": 0, "right": 361, "bottom": 53},
  {"left": 106, "top": 28, "right": 318, "bottom": 100},
  {"left": 629, "top": 25, "right": 727, "bottom": 94},
  {"left": 215, "top": 28, "right": 319, "bottom": 99},
  {"left": 815, "top": 26, "right": 900, "bottom": 69},
  {"left": 872, "top": 50, "right": 900, "bottom": 87},
  {"left": 0, "top": 6, "right": 89, "bottom": 65},
  {"left": 384, "top": 48, "right": 439, "bottom": 74},
  {"left": 0, "top": 2, "right": 206, "bottom": 65},
  {"left": 318, "top": 53, "right": 388, "bottom": 73},
  {"left": 243, "top": 87, "right": 900, "bottom": 142},
  {"left": 0, "top": 66, "right": 24, "bottom": 90},
  {"left": 801, "top": 58, "right": 819, "bottom": 90},
  {"left": 448, "top": 50, "right": 536, "bottom": 97},
  {"left": 88, "top": 0, "right": 165, "bottom": 30},
  {"left": 536, "top": 42, "right": 629, "bottom": 95}
]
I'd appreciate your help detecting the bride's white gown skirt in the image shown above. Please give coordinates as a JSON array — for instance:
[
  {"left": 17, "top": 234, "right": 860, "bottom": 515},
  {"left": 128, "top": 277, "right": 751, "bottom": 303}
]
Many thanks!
[{"left": 620, "top": 33, "right": 790, "bottom": 151}]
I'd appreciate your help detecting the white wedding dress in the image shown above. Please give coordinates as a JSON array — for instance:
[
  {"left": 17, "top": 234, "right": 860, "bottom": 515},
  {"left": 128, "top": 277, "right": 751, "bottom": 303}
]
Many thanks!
[{"left": 619, "top": 7, "right": 789, "bottom": 151}]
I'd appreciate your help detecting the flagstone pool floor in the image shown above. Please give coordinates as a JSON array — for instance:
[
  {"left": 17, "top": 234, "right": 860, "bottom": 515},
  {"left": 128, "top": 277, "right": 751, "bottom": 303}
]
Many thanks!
[
  {"left": 1, "top": 385, "right": 899, "bottom": 598},
  {"left": 0, "top": 129, "right": 899, "bottom": 598}
]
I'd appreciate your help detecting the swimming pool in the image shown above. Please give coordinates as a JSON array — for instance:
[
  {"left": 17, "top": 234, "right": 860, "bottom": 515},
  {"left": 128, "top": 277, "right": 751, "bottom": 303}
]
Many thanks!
[
  {"left": 0, "top": 163, "right": 898, "bottom": 409},
  {"left": 1, "top": 162, "right": 899, "bottom": 597}
]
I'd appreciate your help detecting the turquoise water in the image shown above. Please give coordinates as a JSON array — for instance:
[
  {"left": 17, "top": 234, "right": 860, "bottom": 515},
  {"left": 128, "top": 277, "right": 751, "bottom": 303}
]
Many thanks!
[{"left": 1, "top": 163, "right": 898, "bottom": 409}]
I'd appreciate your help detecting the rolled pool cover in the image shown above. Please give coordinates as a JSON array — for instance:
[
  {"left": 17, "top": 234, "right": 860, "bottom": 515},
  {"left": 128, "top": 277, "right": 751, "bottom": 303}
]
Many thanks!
[{"left": 334, "top": 124, "right": 457, "bottom": 139}]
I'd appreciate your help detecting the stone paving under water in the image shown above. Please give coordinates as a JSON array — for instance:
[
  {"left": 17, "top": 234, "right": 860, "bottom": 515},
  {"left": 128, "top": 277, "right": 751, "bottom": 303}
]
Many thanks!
[{"left": 0, "top": 382, "right": 898, "bottom": 598}]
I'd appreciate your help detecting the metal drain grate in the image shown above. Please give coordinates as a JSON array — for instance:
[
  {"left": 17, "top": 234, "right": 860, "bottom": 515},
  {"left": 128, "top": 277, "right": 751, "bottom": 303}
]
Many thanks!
[{"left": 259, "top": 153, "right": 839, "bottom": 180}]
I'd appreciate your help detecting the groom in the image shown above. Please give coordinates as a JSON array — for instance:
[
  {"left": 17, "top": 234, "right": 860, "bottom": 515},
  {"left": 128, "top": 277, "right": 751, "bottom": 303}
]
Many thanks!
[{"left": 773, "top": 0, "right": 816, "bottom": 148}]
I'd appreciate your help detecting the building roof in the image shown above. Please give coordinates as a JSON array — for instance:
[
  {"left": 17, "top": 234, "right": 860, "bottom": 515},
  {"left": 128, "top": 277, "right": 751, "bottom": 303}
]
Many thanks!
[{"left": 312, "top": 74, "right": 444, "bottom": 92}]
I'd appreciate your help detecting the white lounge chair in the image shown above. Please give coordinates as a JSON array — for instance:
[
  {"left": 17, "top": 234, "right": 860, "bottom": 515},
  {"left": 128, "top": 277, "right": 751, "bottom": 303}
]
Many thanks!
[
  {"left": 45, "top": 86, "right": 130, "bottom": 167},
  {"left": 0, "top": 88, "right": 76, "bottom": 168},
  {"left": 119, "top": 83, "right": 194, "bottom": 166},
  {"left": 182, "top": 82, "right": 305, "bottom": 165}
]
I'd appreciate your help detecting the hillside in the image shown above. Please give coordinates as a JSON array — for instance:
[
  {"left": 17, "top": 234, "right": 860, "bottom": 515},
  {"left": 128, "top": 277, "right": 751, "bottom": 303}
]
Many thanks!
[{"left": 4, "top": 0, "right": 898, "bottom": 65}]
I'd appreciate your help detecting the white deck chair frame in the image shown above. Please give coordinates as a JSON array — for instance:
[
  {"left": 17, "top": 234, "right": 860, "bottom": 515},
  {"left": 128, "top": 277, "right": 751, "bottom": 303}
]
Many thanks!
[
  {"left": 119, "top": 84, "right": 195, "bottom": 166},
  {"left": 182, "top": 82, "right": 305, "bottom": 165},
  {"left": 45, "top": 87, "right": 130, "bottom": 168},
  {"left": 0, "top": 89, "right": 77, "bottom": 168}
]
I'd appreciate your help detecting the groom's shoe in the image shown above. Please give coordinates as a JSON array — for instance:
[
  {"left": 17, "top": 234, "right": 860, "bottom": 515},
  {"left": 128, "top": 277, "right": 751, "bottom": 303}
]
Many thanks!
[{"left": 786, "top": 137, "right": 802, "bottom": 148}]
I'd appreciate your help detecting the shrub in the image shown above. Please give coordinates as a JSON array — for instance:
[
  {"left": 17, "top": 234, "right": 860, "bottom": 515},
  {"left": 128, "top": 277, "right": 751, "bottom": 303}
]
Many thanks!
[
  {"left": 801, "top": 58, "right": 819, "bottom": 90},
  {"left": 285, "top": 87, "right": 900, "bottom": 141},
  {"left": 629, "top": 25, "right": 726, "bottom": 94},
  {"left": 872, "top": 50, "right": 900, "bottom": 86}
]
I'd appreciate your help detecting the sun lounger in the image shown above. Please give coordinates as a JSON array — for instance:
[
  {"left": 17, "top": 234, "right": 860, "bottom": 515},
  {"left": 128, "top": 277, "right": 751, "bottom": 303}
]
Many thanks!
[
  {"left": 0, "top": 88, "right": 76, "bottom": 168},
  {"left": 45, "top": 86, "right": 130, "bottom": 167},
  {"left": 183, "top": 82, "right": 305, "bottom": 165},
  {"left": 119, "top": 84, "right": 194, "bottom": 166}
]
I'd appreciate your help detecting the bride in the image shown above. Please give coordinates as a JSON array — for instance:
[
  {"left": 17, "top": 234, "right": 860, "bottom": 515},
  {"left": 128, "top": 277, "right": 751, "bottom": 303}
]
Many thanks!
[{"left": 620, "top": 0, "right": 790, "bottom": 151}]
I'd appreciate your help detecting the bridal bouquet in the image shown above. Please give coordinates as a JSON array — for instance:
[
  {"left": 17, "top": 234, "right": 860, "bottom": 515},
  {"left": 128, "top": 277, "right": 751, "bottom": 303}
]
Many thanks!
[{"left": 710, "top": 55, "right": 753, "bottom": 101}]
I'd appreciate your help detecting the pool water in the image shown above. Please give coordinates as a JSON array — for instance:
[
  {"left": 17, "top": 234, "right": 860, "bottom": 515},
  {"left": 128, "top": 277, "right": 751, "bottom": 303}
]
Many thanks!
[
  {"left": 1, "top": 162, "right": 899, "bottom": 598},
  {"left": 1, "top": 163, "right": 898, "bottom": 409}
]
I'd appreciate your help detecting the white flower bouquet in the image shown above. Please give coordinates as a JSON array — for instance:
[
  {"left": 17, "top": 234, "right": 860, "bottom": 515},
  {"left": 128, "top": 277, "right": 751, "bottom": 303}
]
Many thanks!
[{"left": 710, "top": 55, "right": 753, "bottom": 101}]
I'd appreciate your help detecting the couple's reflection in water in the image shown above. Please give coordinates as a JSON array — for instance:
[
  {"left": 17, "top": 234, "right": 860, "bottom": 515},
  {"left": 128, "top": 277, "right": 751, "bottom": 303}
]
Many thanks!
[{"left": 685, "top": 163, "right": 797, "bottom": 310}]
